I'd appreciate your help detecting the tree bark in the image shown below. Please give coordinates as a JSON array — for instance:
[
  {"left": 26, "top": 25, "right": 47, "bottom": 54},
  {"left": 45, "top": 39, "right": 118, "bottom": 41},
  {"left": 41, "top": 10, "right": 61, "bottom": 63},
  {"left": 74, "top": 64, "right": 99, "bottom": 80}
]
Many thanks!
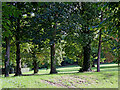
[
  {"left": 117, "top": 22, "right": 119, "bottom": 66},
  {"left": 82, "top": 44, "right": 91, "bottom": 71},
  {"left": 50, "top": 19, "right": 57, "bottom": 74},
  {"left": 5, "top": 37, "right": 10, "bottom": 77},
  {"left": 97, "top": 11, "right": 103, "bottom": 72},
  {"left": 15, "top": 38, "right": 22, "bottom": 76},
  {"left": 33, "top": 60, "right": 38, "bottom": 74},
  {"left": 50, "top": 43, "right": 57, "bottom": 74},
  {"left": 97, "top": 29, "right": 102, "bottom": 72},
  {"left": 32, "top": 51, "right": 38, "bottom": 74},
  {"left": 15, "top": 18, "right": 22, "bottom": 76}
]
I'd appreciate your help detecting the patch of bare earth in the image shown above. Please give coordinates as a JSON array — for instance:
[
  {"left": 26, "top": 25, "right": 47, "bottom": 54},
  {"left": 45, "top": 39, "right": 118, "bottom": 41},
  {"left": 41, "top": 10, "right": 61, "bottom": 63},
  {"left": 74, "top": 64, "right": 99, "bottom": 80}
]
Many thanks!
[
  {"left": 41, "top": 75, "right": 96, "bottom": 88},
  {"left": 41, "top": 79, "right": 68, "bottom": 88}
]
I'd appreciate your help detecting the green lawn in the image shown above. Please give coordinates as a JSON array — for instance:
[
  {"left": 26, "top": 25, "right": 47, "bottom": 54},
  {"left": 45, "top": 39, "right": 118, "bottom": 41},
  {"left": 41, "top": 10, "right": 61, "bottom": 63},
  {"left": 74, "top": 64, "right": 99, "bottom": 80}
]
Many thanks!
[{"left": 0, "top": 63, "right": 118, "bottom": 88}]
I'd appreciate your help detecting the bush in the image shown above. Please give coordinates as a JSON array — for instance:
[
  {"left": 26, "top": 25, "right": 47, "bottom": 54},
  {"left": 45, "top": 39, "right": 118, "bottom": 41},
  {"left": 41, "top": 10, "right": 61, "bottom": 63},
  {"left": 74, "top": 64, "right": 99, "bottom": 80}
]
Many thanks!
[{"left": 61, "top": 57, "right": 78, "bottom": 66}]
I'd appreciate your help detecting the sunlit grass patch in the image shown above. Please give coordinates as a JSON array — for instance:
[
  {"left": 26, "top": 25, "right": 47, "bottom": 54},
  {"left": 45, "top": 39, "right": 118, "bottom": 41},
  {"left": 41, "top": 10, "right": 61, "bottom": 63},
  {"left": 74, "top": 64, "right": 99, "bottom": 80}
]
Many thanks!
[{"left": 0, "top": 63, "right": 118, "bottom": 88}]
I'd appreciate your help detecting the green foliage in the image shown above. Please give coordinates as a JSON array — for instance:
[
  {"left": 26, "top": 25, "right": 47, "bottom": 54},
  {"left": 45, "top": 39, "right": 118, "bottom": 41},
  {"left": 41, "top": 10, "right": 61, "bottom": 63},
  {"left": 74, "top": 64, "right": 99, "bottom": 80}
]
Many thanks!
[
  {"left": 2, "top": 2, "right": 119, "bottom": 73},
  {"left": 78, "top": 56, "right": 83, "bottom": 67},
  {"left": 55, "top": 39, "right": 65, "bottom": 66}
]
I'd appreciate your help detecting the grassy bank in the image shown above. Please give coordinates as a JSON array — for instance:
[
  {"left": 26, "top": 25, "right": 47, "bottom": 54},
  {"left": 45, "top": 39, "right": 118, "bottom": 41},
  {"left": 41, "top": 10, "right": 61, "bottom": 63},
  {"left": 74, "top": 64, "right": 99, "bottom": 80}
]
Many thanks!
[{"left": 0, "top": 63, "right": 118, "bottom": 88}]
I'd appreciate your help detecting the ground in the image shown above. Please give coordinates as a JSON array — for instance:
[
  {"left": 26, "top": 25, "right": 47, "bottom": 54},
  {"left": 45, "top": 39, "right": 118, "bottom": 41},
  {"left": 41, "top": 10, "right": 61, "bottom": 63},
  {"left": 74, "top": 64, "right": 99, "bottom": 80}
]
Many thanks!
[{"left": 0, "top": 63, "right": 118, "bottom": 88}]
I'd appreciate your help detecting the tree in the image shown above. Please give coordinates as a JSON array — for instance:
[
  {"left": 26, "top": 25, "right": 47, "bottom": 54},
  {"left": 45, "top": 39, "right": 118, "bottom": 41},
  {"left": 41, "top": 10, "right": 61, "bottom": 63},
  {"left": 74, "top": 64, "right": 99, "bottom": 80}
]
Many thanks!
[
  {"left": 97, "top": 10, "right": 103, "bottom": 72},
  {"left": 4, "top": 37, "right": 10, "bottom": 77},
  {"left": 32, "top": 2, "right": 66, "bottom": 74},
  {"left": 96, "top": 2, "right": 119, "bottom": 71},
  {"left": 30, "top": 45, "right": 39, "bottom": 74},
  {"left": 13, "top": 2, "right": 34, "bottom": 76},
  {"left": 62, "top": 2, "right": 100, "bottom": 72},
  {"left": 2, "top": 2, "right": 33, "bottom": 76},
  {"left": 2, "top": 2, "right": 13, "bottom": 77},
  {"left": 106, "top": 2, "right": 119, "bottom": 66}
]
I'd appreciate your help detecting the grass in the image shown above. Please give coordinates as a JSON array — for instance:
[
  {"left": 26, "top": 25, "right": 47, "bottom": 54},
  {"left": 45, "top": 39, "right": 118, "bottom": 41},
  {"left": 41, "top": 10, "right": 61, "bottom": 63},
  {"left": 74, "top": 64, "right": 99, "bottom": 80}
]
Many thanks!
[{"left": 0, "top": 63, "right": 118, "bottom": 88}]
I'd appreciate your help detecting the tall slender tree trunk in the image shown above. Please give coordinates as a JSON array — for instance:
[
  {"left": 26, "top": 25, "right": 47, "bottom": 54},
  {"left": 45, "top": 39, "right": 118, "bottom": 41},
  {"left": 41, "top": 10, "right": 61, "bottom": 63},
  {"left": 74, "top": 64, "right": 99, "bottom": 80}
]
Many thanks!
[
  {"left": 50, "top": 43, "right": 57, "bottom": 74},
  {"left": 116, "top": 20, "right": 119, "bottom": 66},
  {"left": 5, "top": 37, "right": 10, "bottom": 77},
  {"left": 118, "top": 45, "right": 119, "bottom": 66},
  {"left": 50, "top": 20, "right": 57, "bottom": 74},
  {"left": 15, "top": 38, "right": 22, "bottom": 76},
  {"left": 15, "top": 18, "right": 22, "bottom": 76},
  {"left": 97, "top": 29, "right": 102, "bottom": 72},
  {"left": 117, "top": 22, "right": 120, "bottom": 66},
  {"left": 97, "top": 11, "right": 103, "bottom": 72},
  {"left": 82, "top": 44, "right": 91, "bottom": 72}
]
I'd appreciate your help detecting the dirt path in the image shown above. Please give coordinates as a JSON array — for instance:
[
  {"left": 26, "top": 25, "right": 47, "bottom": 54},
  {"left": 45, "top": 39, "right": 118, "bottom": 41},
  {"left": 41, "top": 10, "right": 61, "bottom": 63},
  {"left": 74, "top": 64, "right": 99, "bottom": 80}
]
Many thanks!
[
  {"left": 41, "top": 79, "right": 68, "bottom": 88},
  {"left": 40, "top": 75, "right": 88, "bottom": 88},
  {"left": 41, "top": 79, "right": 78, "bottom": 88}
]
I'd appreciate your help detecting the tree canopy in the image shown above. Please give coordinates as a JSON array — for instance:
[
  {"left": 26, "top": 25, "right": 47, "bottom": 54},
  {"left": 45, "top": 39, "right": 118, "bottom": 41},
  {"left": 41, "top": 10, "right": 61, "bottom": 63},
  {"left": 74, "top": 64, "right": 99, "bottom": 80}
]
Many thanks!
[{"left": 2, "top": 2, "right": 119, "bottom": 77}]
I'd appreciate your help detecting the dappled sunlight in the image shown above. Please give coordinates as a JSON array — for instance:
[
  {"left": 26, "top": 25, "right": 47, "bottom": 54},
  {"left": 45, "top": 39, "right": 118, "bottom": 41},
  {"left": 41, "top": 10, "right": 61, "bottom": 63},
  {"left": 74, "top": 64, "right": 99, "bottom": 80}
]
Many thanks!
[{"left": 1, "top": 2, "right": 119, "bottom": 88}]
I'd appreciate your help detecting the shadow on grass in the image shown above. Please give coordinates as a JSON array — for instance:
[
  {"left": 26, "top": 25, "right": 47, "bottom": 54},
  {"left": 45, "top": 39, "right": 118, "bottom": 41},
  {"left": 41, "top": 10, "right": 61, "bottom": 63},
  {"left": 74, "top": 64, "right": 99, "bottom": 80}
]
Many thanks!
[
  {"left": 21, "top": 73, "right": 51, "bottom": 76},
  {"left": 57, "top": 69, "right": 80, "bottom": 72},
  {"left": 13, "top": 71, "right": 81, "bottom": 77},
  {"left": 18, "top": 71, "right": 96, "bottom": 77},
  {"left": 10, "top": 64, "right": 118, "bottom": 77},
  {"left": 21, "top": 72, "right": 79, "bottom": 76}
]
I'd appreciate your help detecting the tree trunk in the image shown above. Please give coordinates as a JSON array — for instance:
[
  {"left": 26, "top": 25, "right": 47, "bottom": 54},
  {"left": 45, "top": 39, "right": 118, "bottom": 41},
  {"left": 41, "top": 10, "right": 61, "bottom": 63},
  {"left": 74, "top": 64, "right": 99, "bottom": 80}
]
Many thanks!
[
  {"left": 117, "top": 22, "right": 119, "bottom": 66},
  {"left": 15, "top": 39, "right": 22, "bottom": 76},
  {"left": 50, "top": 20, "right": 57, "bottom": 74},
  {"left": 50, "top": 43, "right": 57, "bottom": 74},
  {"left": 5, "top": 37, "right": 10, "bottom": 77},
  {"left": 15, "top": 18, "right": 22, "bottom": 76},
  {"left": 31, "top": 49, "right": 39, "bottom": 74},
  {"left": 97, "top": 29, "right": 102, "bottom": 72},
  {"left": 97, "top": 11, "right": 103, "bottom": 72},
  {"left": 79, "top": 44, "right": 91, "bottom": 72},
  {"left": 33, "top": 60, "right": 38, "bottom": 74},
  {"left": 82, "top": 44, "right": 91, "bottom": 71}
]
